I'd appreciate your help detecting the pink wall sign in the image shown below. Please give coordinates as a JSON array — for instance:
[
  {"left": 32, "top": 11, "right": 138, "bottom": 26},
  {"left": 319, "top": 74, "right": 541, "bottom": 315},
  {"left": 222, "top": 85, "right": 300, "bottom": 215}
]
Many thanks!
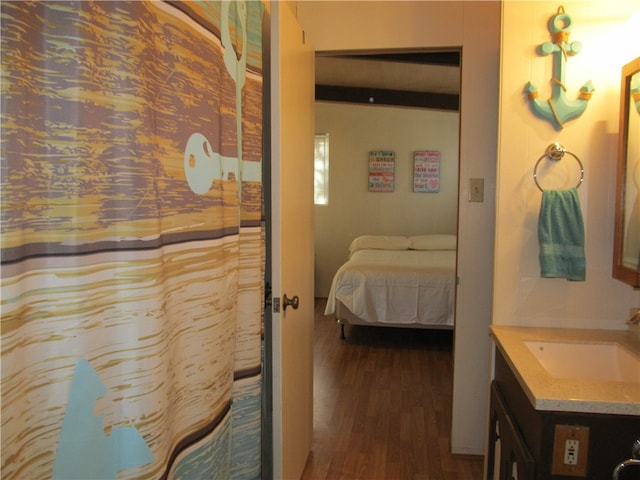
[{"left": 413, "top": 150, "right": 441, "bottom": 192}]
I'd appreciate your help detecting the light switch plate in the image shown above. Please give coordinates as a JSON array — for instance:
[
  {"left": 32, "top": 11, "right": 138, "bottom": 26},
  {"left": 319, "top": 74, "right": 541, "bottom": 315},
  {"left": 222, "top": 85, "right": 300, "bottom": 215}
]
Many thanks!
[{"left": 469, "top": 178, "right": 484, "bottom": 202}]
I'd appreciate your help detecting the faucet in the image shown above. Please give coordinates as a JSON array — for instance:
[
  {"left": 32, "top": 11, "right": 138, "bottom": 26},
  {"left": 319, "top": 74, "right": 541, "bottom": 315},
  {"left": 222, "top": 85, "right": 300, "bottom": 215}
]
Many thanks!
[
  {"left": 626, "top": 309, "right": 640, "bottom": 326},
  {"left": 613, "top": 439, "right": 640, "bottom": 480}
]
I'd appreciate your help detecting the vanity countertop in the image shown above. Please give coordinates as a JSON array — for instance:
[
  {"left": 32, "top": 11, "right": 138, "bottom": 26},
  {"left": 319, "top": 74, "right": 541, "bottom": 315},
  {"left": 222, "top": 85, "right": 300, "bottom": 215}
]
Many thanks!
[{"left": 490, "top": 325, "right": 640, "bottom": 416}]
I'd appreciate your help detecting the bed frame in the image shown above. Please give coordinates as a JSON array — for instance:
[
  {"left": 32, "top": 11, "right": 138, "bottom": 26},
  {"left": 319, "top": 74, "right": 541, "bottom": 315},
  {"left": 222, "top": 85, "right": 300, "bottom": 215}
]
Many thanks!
[{"left": 335, "top": 299, "right": 454, "bottom": 339}]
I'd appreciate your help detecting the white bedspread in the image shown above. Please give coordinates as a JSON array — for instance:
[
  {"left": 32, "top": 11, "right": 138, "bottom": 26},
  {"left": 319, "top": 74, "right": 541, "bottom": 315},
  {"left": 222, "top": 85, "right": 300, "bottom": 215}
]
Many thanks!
[{"left": 324, "top": 249, "right": 455, "bottom": 326}]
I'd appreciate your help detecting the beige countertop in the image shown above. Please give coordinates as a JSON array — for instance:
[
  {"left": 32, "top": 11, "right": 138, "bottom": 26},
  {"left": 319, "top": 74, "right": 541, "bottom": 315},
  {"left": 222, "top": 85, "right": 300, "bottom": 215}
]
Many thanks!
[{"left": 490, "top": 325, "right": 640, "bottom": 416}]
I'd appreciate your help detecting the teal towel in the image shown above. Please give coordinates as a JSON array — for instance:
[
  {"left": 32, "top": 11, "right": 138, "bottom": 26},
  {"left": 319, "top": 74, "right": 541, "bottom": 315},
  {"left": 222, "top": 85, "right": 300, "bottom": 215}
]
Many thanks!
[{"left": 538, "top": 188, "right": 585, "bottom": 281}]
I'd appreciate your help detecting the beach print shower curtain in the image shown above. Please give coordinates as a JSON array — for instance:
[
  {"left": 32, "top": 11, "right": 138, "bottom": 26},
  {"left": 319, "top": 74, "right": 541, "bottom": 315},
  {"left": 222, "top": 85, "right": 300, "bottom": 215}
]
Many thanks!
[{"left": 1, "top": 1, "right": 265, "bottom": 478}]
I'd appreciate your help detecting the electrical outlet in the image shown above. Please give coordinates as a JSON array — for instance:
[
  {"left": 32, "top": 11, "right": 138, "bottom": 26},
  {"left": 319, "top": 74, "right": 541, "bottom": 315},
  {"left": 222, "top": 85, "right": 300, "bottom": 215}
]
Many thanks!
[
  {"left": 564, "top": 439, "right": 579, "bottom": 465},
  {"left": 552, "top": 425, "right": 589, "bottom": 477}
]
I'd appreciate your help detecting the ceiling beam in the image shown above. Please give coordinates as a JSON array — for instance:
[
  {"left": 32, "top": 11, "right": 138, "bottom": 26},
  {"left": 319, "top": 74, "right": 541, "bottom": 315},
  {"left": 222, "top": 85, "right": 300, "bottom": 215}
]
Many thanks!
[
  {"left": 337, "top": 51, "right": 460, "bottom": 67},
  {"left": 315, "top": 84, "right": 459, "bottom": 111}
]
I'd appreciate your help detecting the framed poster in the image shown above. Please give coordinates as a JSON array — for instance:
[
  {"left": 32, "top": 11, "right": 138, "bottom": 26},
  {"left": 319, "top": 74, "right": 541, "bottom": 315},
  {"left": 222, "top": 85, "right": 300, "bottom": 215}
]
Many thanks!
[
  {"left": 413, "top": 150, "right": 441, "bottom": 192},
  {"left": 368, "top": 150, "right": 395, "bottom": 192}
]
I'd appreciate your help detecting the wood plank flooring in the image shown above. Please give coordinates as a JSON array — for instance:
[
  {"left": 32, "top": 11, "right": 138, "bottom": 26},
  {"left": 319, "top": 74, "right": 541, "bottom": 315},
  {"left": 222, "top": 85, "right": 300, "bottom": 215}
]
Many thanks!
[{"left": 301, "top": 299, "right": 484, "bottom": 480}]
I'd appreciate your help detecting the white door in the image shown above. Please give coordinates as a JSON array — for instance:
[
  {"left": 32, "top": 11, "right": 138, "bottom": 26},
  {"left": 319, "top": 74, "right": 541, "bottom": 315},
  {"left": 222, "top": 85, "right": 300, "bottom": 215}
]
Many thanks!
[{"left": 270, "top": 3, "right": 315, "bottom": 479}]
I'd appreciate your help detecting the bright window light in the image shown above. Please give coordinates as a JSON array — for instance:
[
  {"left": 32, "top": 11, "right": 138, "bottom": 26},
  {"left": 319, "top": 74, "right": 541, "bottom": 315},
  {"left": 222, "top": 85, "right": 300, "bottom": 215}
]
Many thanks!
[{"left": 314, "top": 134, "right": 329, "bottom": 205}]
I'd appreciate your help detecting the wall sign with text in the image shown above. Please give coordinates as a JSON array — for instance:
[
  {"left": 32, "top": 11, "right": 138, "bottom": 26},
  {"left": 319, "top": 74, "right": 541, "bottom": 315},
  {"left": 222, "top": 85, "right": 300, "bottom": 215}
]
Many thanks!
[
  {"left": 368, "top": 150, "right": 395, "bottom": 192},
  {"left": 413, "top": 150, "right": 441, "bottom": 192}
]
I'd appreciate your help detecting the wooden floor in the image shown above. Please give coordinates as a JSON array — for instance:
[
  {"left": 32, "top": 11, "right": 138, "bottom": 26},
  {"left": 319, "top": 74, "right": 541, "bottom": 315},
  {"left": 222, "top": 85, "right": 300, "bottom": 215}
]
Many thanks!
[{"left": 301, "top": 299, "right": 484, "bottom": 480}]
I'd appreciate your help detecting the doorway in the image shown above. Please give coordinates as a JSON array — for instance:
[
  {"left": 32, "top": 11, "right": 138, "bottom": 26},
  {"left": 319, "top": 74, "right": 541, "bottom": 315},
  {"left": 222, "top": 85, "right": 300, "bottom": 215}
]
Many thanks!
[
  {"left": 313, "top": 49, "right": 462, "bottom": 310},
  {"left": 310, "top": 48, "right": 464, "bottom": 470}
]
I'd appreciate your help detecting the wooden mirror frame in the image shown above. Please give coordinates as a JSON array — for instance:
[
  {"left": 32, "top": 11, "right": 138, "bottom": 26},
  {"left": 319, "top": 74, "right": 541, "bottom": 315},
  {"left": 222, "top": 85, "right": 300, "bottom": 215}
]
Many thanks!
[{"left": 613, "top": 56, "right": 640, "bottom": 288}]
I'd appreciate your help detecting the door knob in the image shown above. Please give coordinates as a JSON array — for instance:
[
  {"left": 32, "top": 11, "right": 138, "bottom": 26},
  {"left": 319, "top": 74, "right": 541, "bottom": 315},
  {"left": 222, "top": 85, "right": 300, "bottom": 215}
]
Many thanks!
[{"left": 283, "top": 294, "right": 299, "bottom": 311}]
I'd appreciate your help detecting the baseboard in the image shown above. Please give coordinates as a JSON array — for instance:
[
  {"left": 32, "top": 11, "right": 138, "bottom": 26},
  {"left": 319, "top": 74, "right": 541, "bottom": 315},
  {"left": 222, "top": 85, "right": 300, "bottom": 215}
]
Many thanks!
[{"left": 451, "top": 446, "right": 485, "bottom": 456}]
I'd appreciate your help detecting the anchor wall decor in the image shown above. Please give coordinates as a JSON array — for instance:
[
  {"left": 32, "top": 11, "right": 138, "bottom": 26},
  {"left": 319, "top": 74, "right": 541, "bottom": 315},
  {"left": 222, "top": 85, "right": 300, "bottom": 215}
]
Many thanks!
[{"left": 526, "top": 6, "right": 594, "bottom": 130}]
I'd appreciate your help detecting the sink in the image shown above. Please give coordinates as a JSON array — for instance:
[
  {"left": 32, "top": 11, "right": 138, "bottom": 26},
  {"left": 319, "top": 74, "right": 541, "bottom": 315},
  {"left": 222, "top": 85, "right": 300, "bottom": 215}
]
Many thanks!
[{"left": 524, "top": 340, "right": 640, "bottom": 382}]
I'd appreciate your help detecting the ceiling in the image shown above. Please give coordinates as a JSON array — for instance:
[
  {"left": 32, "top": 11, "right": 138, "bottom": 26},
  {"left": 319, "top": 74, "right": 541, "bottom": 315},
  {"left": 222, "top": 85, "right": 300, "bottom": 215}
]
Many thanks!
[{"left": 315, "top": 51, "right": 461, "bottom": 110}]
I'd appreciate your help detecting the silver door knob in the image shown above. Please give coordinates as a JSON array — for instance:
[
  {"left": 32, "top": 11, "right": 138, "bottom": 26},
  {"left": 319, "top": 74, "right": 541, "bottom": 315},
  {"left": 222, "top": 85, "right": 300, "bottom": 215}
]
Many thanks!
[{"left": 283, "top": 294, "right": 299, "bottom": 311}]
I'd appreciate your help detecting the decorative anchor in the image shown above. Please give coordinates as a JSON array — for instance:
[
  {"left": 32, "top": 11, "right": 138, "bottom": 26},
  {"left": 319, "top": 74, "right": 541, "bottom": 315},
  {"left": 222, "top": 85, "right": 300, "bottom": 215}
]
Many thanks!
[{"left": 526, "top": 6, "right": 594, "bottom": 130}]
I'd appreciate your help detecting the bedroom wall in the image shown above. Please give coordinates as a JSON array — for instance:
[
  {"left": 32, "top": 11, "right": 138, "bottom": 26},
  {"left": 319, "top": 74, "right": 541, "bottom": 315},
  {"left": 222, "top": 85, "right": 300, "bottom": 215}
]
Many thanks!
[
  {"left": 314, "top": 101, "right": 459, "bottom": 297},
  {"left": 297, "top": 1, "right": 500, "bottom": 456},
  {"left": 493, "top": 1, "right": 639, "bottom": 330}
]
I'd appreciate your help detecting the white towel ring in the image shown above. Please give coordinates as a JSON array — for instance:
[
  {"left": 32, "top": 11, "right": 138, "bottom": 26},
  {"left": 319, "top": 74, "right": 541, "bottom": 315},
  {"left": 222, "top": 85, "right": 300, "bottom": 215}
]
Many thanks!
[{"left": 533, "top": 142, "right": 584, "bottom": 192}]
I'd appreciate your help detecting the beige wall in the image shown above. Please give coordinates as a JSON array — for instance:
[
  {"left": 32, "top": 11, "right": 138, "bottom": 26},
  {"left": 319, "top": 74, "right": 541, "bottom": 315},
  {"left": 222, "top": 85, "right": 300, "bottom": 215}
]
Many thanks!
[
  {"left": 295, "top": 0, "right": 640, "bottom": 462},
  {"left": 298, "top": 1, "right": 501, "bottom": 455},
  {"left": 314, "top": 102, "right": 459, "bottom": 297},
  {"left": 494, "top": 1, "right": 640, "bottom": 330}
]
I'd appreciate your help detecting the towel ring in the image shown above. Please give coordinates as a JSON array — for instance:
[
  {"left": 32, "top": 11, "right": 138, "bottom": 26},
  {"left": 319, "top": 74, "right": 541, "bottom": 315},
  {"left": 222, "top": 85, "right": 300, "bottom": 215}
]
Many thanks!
[{"left": 533, "top": 143, "right": 584, "bottom": 192}]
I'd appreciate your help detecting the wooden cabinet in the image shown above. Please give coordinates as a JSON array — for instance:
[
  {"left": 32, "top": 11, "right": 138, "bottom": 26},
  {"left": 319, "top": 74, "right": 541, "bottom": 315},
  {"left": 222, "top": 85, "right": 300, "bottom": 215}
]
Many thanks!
[
  {"left": 487, "top": 380, "right": 535, "bottom": 480},
  {"left": 486, "top": 350, "right": 640, "bottom": 480}
]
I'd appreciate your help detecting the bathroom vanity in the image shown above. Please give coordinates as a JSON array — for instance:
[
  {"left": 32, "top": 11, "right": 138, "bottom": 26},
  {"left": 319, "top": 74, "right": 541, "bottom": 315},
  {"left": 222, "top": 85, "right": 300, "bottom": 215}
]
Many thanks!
[{"left": 487, "top": 326, "right": 640, "bottom": 480}]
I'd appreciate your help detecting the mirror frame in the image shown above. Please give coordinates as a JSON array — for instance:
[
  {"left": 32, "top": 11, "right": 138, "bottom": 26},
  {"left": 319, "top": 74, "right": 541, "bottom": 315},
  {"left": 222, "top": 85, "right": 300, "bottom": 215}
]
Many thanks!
[{"left": 613, "top": 56, "right": 640, "bottom": 288}]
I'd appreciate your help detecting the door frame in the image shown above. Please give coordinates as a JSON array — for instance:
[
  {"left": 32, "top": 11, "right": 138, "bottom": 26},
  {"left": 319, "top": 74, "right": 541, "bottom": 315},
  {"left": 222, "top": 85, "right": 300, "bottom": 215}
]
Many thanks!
[{"left": 261, "top": 5, "right": 273, "bottom": 479}]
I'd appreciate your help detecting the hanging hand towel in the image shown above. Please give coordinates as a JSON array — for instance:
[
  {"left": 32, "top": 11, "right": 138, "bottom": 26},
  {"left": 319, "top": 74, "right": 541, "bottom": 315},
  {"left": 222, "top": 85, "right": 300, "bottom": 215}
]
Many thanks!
[{"left": 538, "top": 187, "right": 586, "bottom": 281}]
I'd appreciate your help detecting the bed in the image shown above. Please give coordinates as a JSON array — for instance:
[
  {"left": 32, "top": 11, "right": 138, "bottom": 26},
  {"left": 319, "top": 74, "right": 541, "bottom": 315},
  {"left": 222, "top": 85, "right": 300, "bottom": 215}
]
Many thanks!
[{"left": 324, "top": 234, "right": 456, "bottom": 338}]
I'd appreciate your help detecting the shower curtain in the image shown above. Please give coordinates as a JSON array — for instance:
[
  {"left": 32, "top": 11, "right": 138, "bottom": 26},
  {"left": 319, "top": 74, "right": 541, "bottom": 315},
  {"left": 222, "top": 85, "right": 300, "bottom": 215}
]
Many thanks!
[{"left": 1, "top": 1, "right": 265, "bottom": 478}]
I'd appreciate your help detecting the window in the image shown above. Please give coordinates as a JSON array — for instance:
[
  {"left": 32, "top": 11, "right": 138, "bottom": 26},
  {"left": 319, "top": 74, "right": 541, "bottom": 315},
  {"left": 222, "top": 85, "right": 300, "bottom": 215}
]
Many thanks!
[{"left": 314, "top": 133, "right": 329, "bottom": 205}]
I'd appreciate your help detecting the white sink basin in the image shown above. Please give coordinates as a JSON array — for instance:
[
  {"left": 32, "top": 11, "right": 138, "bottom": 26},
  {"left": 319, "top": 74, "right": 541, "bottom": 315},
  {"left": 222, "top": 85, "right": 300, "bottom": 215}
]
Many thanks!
[{"left": 524, "top": 340, "right": 640, "bottom": 383}]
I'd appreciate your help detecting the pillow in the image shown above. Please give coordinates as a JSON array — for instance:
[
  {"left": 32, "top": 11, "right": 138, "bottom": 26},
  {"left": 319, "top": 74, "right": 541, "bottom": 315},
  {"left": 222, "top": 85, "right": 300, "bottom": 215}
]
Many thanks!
[
  {"left": 409, "top": 234, "right": 457, "bottom": 251},
  {"left": 348, "top": 235, "right": 411, "bottom": 254}
]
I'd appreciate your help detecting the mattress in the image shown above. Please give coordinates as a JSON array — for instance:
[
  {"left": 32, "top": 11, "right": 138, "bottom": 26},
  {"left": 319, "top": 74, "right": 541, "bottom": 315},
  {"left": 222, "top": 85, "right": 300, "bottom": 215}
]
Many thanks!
[{"left": 324, "top": 248, "right": 456, "bottom": 327}]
